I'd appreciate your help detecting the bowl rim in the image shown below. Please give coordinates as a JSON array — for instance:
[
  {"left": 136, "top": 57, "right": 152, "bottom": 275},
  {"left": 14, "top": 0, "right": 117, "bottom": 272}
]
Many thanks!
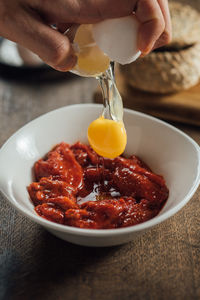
[{"left": 1, "top": 103, "right": 200, "bottom": 237}]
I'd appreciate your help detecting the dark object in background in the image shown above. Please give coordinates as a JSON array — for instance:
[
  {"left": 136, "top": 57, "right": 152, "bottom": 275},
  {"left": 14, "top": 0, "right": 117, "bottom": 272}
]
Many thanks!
[{"left": 0, "top": 38, "right": 74, "bottom": 83}]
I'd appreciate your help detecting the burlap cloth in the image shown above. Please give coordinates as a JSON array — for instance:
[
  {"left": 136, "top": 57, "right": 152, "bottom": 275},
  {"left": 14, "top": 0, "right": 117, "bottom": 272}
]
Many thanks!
[{"left": 1, "top": 1, "right": 200, "bottom": 300}]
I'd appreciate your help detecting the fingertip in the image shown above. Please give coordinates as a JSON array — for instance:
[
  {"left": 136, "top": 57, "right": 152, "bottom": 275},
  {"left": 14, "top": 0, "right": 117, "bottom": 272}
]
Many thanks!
[
  {"left": 136, "top": 0, "right": 165, "bottom": 54},
  {"left": 138, "top": 16, "right": 165, "bottom": 54},
  {"left": 151, "top": 30, "right": 172, "bottom": 51},
  {"left": 138, "top": 26, "right": 154, "bottom": 54}
]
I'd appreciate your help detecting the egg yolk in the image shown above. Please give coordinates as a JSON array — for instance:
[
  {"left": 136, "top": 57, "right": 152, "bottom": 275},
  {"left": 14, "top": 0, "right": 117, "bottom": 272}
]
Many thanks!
[
  {"left": 87, "top": 116, "right": 127, "bottom": 159},
  {"left": 73, "top": 24, "right": 110, "bottom": 76}
]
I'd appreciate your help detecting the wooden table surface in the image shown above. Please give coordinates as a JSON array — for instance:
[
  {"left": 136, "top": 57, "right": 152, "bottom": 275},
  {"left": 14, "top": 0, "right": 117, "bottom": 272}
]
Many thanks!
[{"left": 0, "top": 71, "right": 200, "bottom": 300}]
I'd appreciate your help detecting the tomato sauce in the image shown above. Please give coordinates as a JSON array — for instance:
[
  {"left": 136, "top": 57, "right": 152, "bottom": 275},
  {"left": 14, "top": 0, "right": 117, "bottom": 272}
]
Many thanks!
[{"left": 28, "top": 142, "right": 169, "bottom": 229}]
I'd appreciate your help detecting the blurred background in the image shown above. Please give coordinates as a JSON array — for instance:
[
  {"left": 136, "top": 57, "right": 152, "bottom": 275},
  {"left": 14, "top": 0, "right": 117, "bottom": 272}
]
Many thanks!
[
  {"left": 0, "top": 0, "right": 200, "bottom": 136},
  {"left": 1, "top": 2, "right": 200, "bottom": 300}
]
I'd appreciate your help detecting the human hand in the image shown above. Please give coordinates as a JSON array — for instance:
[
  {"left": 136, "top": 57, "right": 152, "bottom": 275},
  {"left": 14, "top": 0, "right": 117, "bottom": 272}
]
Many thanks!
[{"left": 0, "top": 0, "right": 171, "bottom": 71}]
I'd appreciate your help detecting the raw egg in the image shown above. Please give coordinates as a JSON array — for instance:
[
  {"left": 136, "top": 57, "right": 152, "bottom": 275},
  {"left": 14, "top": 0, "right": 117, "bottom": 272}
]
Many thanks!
[
  {"left": 73, "top": 24, "right": 110, "bottom": 76},
  {"left": 87, "top": 116, "right": 127, "bottom": 159},
  {"left": 72, "top": 16, "right": 141, "bottom": 77},
  {"left": 72, "top": 16, "right": 141, "bottom": 159}
]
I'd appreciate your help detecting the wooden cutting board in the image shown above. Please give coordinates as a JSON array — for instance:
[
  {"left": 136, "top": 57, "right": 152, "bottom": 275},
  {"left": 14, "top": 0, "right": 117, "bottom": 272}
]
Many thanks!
[{"left": 94, "top": 71, "right": 200, "bottom": 126}]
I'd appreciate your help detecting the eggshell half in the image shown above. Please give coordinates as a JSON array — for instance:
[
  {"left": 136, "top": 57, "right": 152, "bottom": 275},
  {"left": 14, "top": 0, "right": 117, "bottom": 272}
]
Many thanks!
[{"left": 92, "top": 16, "right": 141, "bottom": 65}]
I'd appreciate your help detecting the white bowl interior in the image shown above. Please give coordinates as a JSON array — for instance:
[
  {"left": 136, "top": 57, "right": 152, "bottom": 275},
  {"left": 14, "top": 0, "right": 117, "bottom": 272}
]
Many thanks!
[{"left": 0, "top": 104, "right": 200, "bottom": 235}]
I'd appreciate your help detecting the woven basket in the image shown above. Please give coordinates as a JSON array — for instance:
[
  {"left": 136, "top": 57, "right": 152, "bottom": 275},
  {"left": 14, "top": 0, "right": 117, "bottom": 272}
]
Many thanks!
[{"left": 119, "top": 1, "right": 200, "bottom": 94}]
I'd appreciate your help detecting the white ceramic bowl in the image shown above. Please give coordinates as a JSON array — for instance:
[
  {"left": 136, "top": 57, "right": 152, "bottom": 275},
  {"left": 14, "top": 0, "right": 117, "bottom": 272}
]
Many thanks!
[{"left": 0, "top": 104, "right": 200, "bottom": 247}]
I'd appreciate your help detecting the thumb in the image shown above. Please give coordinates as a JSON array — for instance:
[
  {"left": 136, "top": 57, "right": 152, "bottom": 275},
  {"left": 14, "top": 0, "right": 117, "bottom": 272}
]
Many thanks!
[{"left": 5, "top": 10, "right": 77, "bottom": 71}]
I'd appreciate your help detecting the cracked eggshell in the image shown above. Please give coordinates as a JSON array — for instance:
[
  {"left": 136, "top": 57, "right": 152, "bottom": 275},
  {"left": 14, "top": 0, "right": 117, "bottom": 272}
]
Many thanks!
[{"left": 92, "top": 16, "right": 141, "bottom": 65}]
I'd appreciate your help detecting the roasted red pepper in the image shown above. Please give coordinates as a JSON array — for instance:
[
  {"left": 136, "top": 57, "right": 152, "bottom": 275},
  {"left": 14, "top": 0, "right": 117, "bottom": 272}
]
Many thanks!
[{"left": 28, "top": 142, "right": 169, "bottom": 229}]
